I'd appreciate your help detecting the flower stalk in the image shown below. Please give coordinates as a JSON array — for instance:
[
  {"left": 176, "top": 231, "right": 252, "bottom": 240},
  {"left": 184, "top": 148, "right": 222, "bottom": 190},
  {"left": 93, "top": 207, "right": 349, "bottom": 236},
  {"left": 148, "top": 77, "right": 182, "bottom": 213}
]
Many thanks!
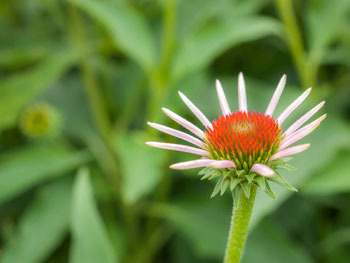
[{"left": 224, "top": 185, "right": 257, "bottom": 263}]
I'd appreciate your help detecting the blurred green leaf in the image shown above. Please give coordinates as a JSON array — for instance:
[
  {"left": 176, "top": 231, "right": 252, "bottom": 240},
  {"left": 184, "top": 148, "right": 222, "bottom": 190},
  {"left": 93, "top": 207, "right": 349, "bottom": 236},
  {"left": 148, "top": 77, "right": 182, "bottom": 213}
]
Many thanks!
[
  {"left": 118, "top": 131, "right": 167, "bottom": 204},
  {"left": 70, "top": 0, "right": 155, "bottom": 72},
  {"left": 70, "top": 167, "right": 117, "bottom": 263},
  {"left": 150, "top": 194, "right": 231, "bottom": 259},
  {"left": 2, "top": 178, "right": 72, "bottom": 263},
  {"left": 0, "top": 143, "right": 91, "bottom": 204},
  {"left": 0, "top": 45, "right": 49, "bottom": 69},
  {"left": 0, "top": 48, "right": 87, "bottom": 130},
  {"left": 242, "top": 219, "right": 314, "bottom": 263},
  {"left": 177, "top": 0, "right": 271, "bottom": 38},
  {"left": 302, "top": 151, "right": 350, "bottom": 195},
  {"left": 306, "top": 0, "right": 350, "bottom": 66},
  {"left": 171, "top": 16, "right": 281, "bottom": 80}
]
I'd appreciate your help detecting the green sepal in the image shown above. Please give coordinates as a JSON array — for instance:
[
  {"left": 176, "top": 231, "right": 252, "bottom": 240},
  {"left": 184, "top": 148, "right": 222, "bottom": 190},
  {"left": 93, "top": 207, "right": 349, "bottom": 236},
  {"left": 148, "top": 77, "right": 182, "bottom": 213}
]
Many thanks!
[
  {"left": 198, "top": 167, "right": 210, "bottom": 176},
  {"left": 255, "top": 176, "right": 266, "bottom": 191},
  {"left": 246, "top": 173, "right": 256, "bottom": 184},
  {"left": 230, "top": 178, "right": 242, "bottom": 191},
  {"left": 208, "top": 171, "right": 221, "bottom": 180},
  {"left": 223, "top": 170, "right": 233, "bottom": 179},
  {"left": 220, "top": 179, "right": 230, "bottom": 196},
  {"left": 200, "top": 169, "right": 218, "bottom": 180},
  {"left": 240, "top": 181, "right": 251, "bottom": 199},
  {"left": 236, "top": 169, "right": 245, "bottom": 177},
  {"left": 211, "top": 178, "right": 224, "bottom": 198},
  {"left": 232, "top": 187, "right": 241, "bottom": 207},
  {"left": 270, "top": 171, "right": 298, "bottom": 192},
  {"left": 263, "top": 180, "right": 276, "bottom": 199},
  {"left": 276, "top": 163, "right": 297, "bottom": 172},
  {"left": 269, "top": 159, "right": 296, "bottom": 172}
]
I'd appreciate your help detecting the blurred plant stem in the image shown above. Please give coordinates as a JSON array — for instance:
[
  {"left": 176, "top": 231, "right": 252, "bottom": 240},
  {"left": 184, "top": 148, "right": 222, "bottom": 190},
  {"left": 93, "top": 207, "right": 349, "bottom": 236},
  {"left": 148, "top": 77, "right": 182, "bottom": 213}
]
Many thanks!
[
  {"left": 141, "top": 1, "right": 177, "bottom": 262},
  {"left": 68, "top": 5, "right": 138, "bottom": 251},
  {"left": 146, "top": 0, "right": 176, "bottom": 125},
  {"left": 224, "top": 186, "right": 257, "bottom": 263},
  {"left": 275, "top": 0, "right": 317, "bottom": 90}
]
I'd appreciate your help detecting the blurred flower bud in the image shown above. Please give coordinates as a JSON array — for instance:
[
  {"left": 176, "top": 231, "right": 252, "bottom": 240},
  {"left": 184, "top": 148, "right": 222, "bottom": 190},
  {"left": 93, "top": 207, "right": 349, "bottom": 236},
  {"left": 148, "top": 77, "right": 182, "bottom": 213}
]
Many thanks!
[{"left": 19, "top": 102, "right": 60, "bottom": 139}]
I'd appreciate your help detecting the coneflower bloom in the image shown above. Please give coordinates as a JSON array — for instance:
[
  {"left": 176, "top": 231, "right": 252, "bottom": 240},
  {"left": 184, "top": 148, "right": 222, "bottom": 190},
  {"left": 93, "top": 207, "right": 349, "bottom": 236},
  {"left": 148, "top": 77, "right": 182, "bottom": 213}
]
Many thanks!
[{"left": 146, "top": 73, "right": 326, "bottom": 198}]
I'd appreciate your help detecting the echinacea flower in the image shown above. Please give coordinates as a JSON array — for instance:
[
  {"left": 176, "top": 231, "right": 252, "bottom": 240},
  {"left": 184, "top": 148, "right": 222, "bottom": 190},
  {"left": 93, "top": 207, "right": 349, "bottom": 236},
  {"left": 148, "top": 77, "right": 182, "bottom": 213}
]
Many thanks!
[{"left": 146, "top": 73, "right": 326, "bottom": 199}]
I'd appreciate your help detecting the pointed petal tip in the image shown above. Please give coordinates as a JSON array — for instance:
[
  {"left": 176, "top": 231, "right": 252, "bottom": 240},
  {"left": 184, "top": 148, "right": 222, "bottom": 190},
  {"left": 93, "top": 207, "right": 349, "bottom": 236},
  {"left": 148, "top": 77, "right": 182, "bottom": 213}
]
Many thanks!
[
  {"left": 251, "top": 163, "right": 274, "bottom": 177},
  {"left": 238, "top": 72, "right": 247, "bottom": 112},
  {"left": 320, "top": 113, "right": 327, "bottom": 121}
]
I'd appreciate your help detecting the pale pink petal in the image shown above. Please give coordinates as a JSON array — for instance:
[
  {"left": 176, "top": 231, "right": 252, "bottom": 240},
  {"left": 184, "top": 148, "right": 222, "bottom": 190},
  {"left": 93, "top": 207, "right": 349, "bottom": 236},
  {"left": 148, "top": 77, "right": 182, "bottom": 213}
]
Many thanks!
[
  {"left": 283, "top": 101, "right": 325, "bottom": 136},
  {"left": 279, "top": 114, "right": 326, "bottom": 150},
  {"left": 146, "top": 142, "right": 209, "bottom": 157},
  {"left": 238, "top": 72, "right": 248, "bottom": 112},
  {"left": 269, "top": 143, "right": 310, "bottom": 161},
  {"left": 277, "top": 88, "right": 312, "bottom": 125},
  {"left": 170, "top": 159, "right": 214, "bottom": 170},
  {"left": 265, "top": 74, "right": 286, "bottom": 116},
  {"left": 147, "top": 122, "right": 205, "bottom": 149},
  {"left": 178, "top": 91, "right": 213, "bottom": 129},
  {"left": 210, "top": 160, "right": 236, "bottom": 169},
  {"left": 251, "top": 163, "right": 274, "bottom": 177},
  {"left": 216, "top": 79, "right": 231, "bottom": 115},
  {"left": 162, "top": 108, "right": 205, "bottom": 140}
]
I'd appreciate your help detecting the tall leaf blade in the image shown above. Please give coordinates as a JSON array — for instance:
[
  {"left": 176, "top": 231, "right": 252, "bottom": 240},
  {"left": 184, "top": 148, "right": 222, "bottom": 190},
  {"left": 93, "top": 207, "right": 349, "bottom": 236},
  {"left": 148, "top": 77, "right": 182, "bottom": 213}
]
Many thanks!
[
  {"left": 70, "top": 167, "right": 117, "bottom": 263},
  {"left": 2, "top": 178, "right": 72, "bottom": 263}
]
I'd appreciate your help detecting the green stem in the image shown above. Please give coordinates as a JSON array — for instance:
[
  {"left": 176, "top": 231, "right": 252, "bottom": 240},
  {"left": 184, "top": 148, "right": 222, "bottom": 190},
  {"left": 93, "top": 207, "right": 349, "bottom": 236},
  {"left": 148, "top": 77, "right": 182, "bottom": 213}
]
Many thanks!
[
  {"left": 224, "top": 185, "right": 257, "bottom": 263},
  {"left": 274, "top": 0, "right": 315, "bottom": 90},
  {"left": 146, "top": 0, "right": 176, "bottom": 126},
  {"left": 69, "top": 5, "right": 138, "bottom": 250}
]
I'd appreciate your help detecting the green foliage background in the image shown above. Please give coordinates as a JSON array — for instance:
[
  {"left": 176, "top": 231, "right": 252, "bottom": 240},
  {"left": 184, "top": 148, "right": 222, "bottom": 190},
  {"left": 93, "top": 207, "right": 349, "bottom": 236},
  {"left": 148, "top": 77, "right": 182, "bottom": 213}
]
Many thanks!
[{"left": 0, "top": 0, "right": 350, "bottom": 262}]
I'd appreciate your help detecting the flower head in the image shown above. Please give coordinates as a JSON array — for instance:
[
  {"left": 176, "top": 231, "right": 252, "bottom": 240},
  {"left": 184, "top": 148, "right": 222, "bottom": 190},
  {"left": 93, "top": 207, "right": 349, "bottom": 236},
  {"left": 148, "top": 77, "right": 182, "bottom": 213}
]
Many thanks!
[{"left": 146, "top": 73, "right": 326, "bottom": 199}]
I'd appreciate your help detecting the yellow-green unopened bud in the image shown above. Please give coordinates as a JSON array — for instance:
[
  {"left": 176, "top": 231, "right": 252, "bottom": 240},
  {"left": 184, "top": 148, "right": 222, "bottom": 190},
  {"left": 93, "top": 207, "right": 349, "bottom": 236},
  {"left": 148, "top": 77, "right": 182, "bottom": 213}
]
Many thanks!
[{"left": 19, "top": 102, "right": 59, "bottom": 139}]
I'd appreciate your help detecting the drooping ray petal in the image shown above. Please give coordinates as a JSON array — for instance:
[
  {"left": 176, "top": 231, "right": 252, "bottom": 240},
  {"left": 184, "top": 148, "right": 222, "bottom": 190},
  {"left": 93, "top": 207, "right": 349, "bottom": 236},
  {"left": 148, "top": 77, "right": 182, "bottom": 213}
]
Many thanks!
[
  {"left": 277, "top": 87, "right": 312, "bottom": 125},
  {"left": 283, "top": 101, "right": 325, "bottom": 136},
  {"left": 210, "top": 160, "right": 236, "bottom": 169},
  {"left": 162, "top": 108, "right": 205, "bottom": 140},
  {"left": 265, "top": 74, "right": 286, "bottom": 116},
  {"left": 216, "top": 80, "right": 231, "bottom": 115},
  {"left": 279, "top": 114, "right": 326, "bottom": 150},
  {"left": 178, "top": 91, "right": 213, "bottom": 129},
  {"left": 146, "top": 142, "right": 209, "bottom": 157},
  {"left": 251, "top": 163, "right": 274, "bottom": 177},
  {"left": 147, "top": 122, "right": 205, "bottom": 149},
  {"left": 170, "top": 159, "right": 214, "bottom": 170},
  {"left": 238, "top": 72, "right": 248, "bottom": 112},
  {"left": 269, "top": 144, "right": 310, "bottom": 161}
]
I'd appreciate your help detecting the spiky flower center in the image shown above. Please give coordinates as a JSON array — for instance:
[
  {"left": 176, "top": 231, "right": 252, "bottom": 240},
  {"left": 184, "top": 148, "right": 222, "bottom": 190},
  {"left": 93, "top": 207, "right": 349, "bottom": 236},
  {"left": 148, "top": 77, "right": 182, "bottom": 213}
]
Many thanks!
[{"left": 204, "top": 111, "right": 283, "bottom": 171}]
